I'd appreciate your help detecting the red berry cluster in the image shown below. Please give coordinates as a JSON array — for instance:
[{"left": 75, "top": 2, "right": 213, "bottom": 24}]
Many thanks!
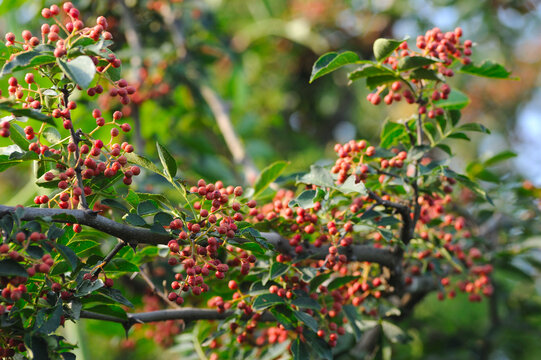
[
  {"left": 366, "top": 27, "right": 472, "bottom": 114},
  {"left": 165, "top": 180, "right": 257, "bottom": 304}
]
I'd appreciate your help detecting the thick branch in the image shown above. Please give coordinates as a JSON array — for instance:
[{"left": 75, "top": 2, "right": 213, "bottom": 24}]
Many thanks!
[
  {"left": 0, "top": 206, "right": 396, "bottom": 268},
  {"left": 80, "top": 308, "right": 275, "bottom": 325},
  {"left": 0, "top": 205, "right": 171, "bottom": 246}
]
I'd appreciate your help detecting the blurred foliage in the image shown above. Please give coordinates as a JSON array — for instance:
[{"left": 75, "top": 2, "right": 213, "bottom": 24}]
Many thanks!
[{"left": 0, "top": 0, "right": 540, "bottom": 359}]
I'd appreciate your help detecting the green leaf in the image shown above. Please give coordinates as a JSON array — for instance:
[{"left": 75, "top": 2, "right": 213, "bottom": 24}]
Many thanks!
[
  {"left": 35, "top": 304, "right": 63, "bottom": 334},
  {"left": 270, "top": 305, "right": 296, "bottom": 330},
  {"left": 304, "top": 330, "right": 333, "bottom": 360},
  {"left": 125, "top": 153, "right": 162, "bottom": 175},
  {"left": 76, "top": 279, "right": 104, "bottom": 297},
  {"left": 253, "top": 160, "right": 289, "bottom": 198},
  {"left": 156, "top": 142, "right": 177, "bottom": 179},
  {"left": 381, "top": 321, "right": 409, "bottom": 343},
  {"left": 125, "top": 189, "right": 140, "bottom": 207},
  {"left": 8, "top": 123, "right": 30, "bottom": 149},
  {"left": 42, "top": 127, "right": 61, "bottom": 144},
  {"left": 291, "top": 296, "right": 321, "bottom": 311},
  {"left": 343, "top": 305, "right": 362, "bottom": 340},
  {"left": 253, "top": 293, "right": 285, "bottom": 310},
  {"left": 0, "top": 102, "right": 55, "bottom": 124},
  {"left": 380, "top": 121, "right": 407, "bottom": 148},
  {"left": 294, "top": 310, "right": 318, "bottom": 332},
  {"left": 398, "top": 56, "right": 439, "bottom": 71},
  {"left": 101, "top": 198, "right": 128, "bottom": 213},
  {"left": 104, "top": 258, "right": 139, "bottom": 274},
  {"left": 348, "top": 64, "right": 393, "bottom": 81},
  {"left": 288, "top": 189, "right": 318, "bottom": 209},
  {"left": 373, "top": 38, "right": 404, "bottom": 62},
  {"left": 99, "top": 287, "right": 134, "bottom": 307},
  {"left": 270, "top": 262, "right": 289, "bottom": 280},
  {"left": 291, "top": 337, "right": 310, "bottom": 360},
  {"left": 297, "top": 165, "right": 334, "bottom": 188},
  {"left": 137, "top": 200, "right": 158, "bottom": 216},
  {"left": 484, "top": 150, "right": 517, "bottom": 167},
  {"left": 434, "top": 89, "right": 470, "bottom": 110},
  {"left": 0, "top": 259, "right": 27, "bottom": 277},
  {"left": 337, "top": 175, "right": 367, "bottom": 195},
  {"left": 55, "top": 243, "right": 79, "bottom": 270},
  {"left": 436, "top": 144, "right": 452, "bottom": 156},
  {"left": 1, "top": 51, "right": 55, "bottom": 76},
  {"left": 366, "top": 75, "right": 399, "bottom": 90},
  {"left": 327, "top": 275, "right": 358, "bottom": 291},
  {"left": 310, "top": 51, "right": 361, "bottom": 83},
  {"left": 310, "top": 272, "right": 330, "bottom": 292},
  {"left": 409, "top": 68, "right": 444, "bottom": 82},
  {"left": 460, "top": 61, "right": 515, "bottom": 79},
  {"left": 457, "top": 122, "right": 490, "bottom": 134},
  {"left": 124, "top": 213, "right": 146, "bottom": 226},
  {"left": 57, "top": 56, "right": 96, "bottom": 89}
]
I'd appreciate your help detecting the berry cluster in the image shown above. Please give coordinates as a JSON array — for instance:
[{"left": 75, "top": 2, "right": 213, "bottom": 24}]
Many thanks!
[
  {"left": 367, "top": 27, "right": 472, "bottom": 114},
  {"left": 165, "top": 180, "right": 257, "bottom": 304}
]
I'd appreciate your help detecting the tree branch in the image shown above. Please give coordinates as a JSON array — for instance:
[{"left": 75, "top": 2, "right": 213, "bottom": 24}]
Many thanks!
[
  {"left": 80, "top": 308, "right": 275, "bottom": 325},
  {"left": 199, "top": 84, "right": 259, "bottom": 184},
  {"left": 0, "top": 206, "right": 397, "bottom": 268}
]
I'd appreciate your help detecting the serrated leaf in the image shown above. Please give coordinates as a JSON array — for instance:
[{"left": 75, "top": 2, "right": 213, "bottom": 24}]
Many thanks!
[
  {"left": 297, "top": 165, "right": 334, "bottom": 188},
  {"left": 373, "top": 38, "right": 404, "bottom": 62},
  {"left": 0, "top": 259, "right": 27, "bottom": 277},
  {"left": 460, "top": 60, "right": 515, "bottom": 79},
  {"left": 337, "top": 175, "right": 367, "bottom": 195},
  {"left": 434, "top": 89, "right": 470, "bottom": 110},
  {"left": 294, "top": 310, "right": 318, "bottom": 332},
  {"left": 253, "top": 160, "right": 288, "bottom": 198},
  {"left": 288, "top": 190, "right": 318, "bottom": 209},
  {"left": 398, "top": 56, "right": 439, "bottom": 71},
  {"left": 310, "top": 51, "right": 361, "bottom": 83},
  {"left": 42, "top": 127, "right": 61, "bottom": 144},
  {"left": 57, "top": 56, "right": 96, "bottom": 89},
  {"left": 253, "top": 293, "right": 284, "bottom": 310},
  {"left": 156, "top": 142, "right": 177, "bottom": 179}
]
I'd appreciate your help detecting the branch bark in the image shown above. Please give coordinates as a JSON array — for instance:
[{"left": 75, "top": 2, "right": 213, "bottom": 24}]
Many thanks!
[
  {"left": 0, "top": 206, "right": 397, "bottom": 268},
  {"left": 80, "top": 308, "right": 275, "bottom": 325}
]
